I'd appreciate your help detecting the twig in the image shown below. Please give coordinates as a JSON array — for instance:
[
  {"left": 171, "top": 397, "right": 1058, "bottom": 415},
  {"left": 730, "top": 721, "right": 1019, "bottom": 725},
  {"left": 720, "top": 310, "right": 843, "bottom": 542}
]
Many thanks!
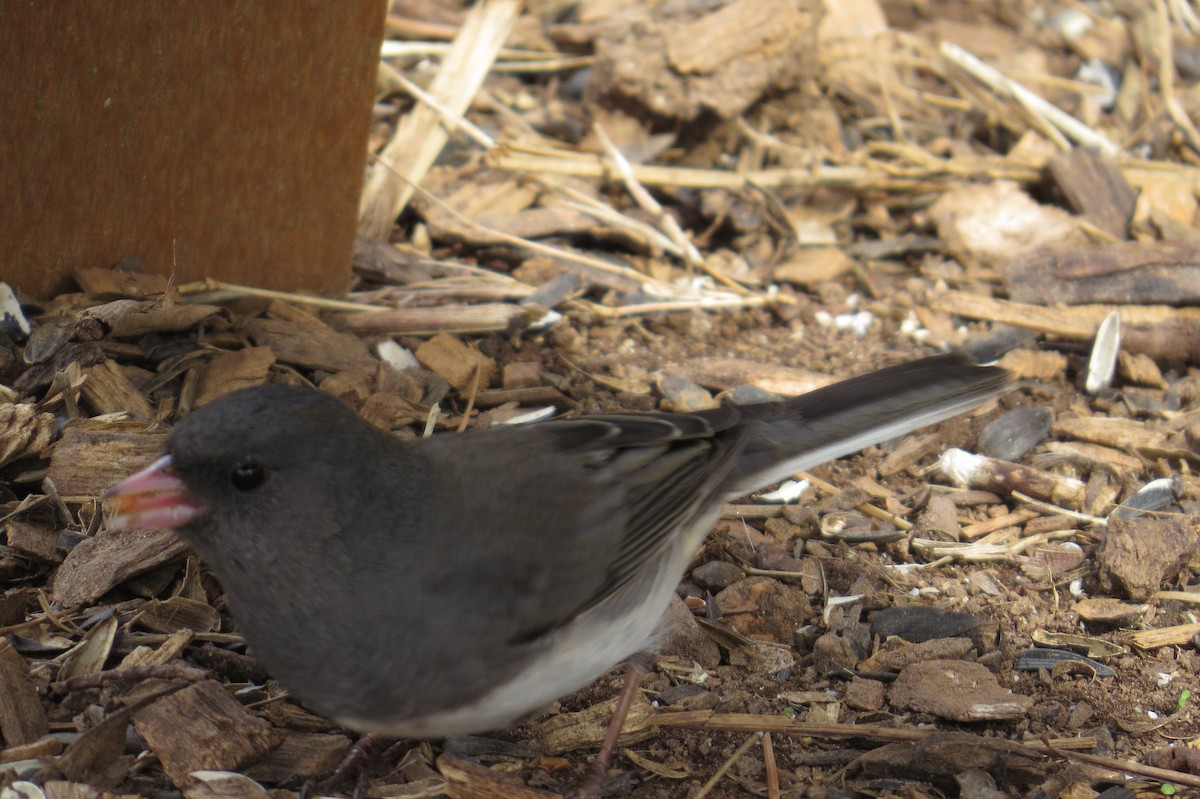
[
  {"left": 796, "top": 471, "right": 914, "bottom": 531},
  {"left": 177, "top": 279, "right": 388, "bottom": 313},
  {"left": 1010, "top": 491, "right": 1107, "bottom": 527},
  {"left": 1153, "top": 0, "right": 1200, "bottom": 154},
  {"left": 762, "top": 732, "right": 780, "bottom": 799},
  {"left": 381, "top": 41, "right": 594, "bottom": 74},
  {"left": 939, "top": 41, "right": 1119, "bottom": 155},
  {"left": 52, "top": 662, "right": 210, "bottom": 694},
  {"left": 360, "top": 0, "right": 519, "bottom": 237},
  {"left": 692, "top": 733, "right": 759, "bottom": 799}
]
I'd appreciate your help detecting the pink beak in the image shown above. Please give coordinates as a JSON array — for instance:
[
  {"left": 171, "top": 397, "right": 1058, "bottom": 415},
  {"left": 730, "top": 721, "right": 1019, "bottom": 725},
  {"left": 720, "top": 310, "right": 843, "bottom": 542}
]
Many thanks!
[{"left": 104, "top": 456, "right": 206, "bottom": 530}]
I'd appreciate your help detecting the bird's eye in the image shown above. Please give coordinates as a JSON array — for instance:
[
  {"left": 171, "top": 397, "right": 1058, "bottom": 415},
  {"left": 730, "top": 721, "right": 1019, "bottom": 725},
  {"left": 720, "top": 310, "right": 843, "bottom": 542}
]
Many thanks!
[{"left": 230, "top": 461, "right": 267, "bottom": 491}]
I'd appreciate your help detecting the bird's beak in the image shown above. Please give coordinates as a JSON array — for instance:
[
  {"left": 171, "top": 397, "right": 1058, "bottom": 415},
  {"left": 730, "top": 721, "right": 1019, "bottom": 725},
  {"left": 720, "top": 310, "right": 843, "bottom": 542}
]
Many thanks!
[{"left": 103, "top": 455, "right": 206, "bottom": 530}]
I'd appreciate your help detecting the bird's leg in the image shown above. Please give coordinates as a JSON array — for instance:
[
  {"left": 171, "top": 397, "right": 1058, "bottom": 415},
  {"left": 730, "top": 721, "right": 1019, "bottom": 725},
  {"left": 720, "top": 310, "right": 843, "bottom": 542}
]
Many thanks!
[
  {"left": 321, "top": 732, "right": 389, "bottom": 792},
  {"left": 570, "top": 664, "right": 646, "bottom": 799}
]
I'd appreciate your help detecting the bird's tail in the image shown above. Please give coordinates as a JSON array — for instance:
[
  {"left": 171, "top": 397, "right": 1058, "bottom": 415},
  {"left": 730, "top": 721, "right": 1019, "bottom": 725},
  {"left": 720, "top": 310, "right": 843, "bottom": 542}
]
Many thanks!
[{"left": 720, "top": 352, "right": 1009, "bottom": 497}]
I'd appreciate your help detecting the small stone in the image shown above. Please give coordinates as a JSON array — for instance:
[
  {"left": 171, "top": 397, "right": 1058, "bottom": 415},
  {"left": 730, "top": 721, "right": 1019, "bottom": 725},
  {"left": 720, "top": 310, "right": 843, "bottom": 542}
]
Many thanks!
[
  {"left": 691, "top": 560, "right": 744, "bottom": 592},
  {"left": 844, "top": 677, "right": 885, "bottom": 711}
]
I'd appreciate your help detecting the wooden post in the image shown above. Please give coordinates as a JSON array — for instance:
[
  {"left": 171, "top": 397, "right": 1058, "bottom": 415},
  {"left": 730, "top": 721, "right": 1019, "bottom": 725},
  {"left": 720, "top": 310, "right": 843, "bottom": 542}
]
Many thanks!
[{"left": 0, "top": 2, "right": 387, "bottom": 299}]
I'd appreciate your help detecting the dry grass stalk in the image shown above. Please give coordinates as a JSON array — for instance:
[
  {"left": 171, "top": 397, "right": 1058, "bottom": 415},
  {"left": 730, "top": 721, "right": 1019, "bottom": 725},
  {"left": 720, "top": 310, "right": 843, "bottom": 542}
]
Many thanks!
[
  {"left": 939, "top": 41, "right": 1117, "bottom": 154},
  {"left": 359, "top": 0, "right": 520, "bottom": 238}
]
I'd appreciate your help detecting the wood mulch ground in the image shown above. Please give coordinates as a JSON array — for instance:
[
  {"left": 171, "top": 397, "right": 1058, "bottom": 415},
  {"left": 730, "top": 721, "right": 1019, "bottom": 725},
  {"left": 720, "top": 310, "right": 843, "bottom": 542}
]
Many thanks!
[{"left": 2, "top": 0, "right": 1200, "bottom": 797}]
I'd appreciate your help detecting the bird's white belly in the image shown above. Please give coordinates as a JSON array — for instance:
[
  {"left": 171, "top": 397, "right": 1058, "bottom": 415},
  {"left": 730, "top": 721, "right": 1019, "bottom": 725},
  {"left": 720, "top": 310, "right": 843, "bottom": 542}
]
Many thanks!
[{"left": 335, "top": 558, "right": 683, "bottom": 739}]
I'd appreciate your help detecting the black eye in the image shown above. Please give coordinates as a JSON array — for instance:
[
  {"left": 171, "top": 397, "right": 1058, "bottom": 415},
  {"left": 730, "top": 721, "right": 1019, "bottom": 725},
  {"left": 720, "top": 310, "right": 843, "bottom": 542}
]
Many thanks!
[{"left": 230, "top": 461, "right": 267, "bottom": 491}]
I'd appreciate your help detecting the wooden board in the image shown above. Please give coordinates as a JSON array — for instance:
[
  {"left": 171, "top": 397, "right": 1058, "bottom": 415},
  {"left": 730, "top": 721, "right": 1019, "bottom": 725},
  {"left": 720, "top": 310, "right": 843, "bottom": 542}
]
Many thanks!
[{"left": 0, "top": 1, "right": 387, "bottom": 299}]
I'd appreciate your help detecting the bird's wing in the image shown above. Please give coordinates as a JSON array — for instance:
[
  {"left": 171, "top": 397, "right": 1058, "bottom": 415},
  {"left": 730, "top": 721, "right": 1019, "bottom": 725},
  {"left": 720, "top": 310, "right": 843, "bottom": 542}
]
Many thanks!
[{"left": 418, "top": 409, "right": 749, "bottom": 644}]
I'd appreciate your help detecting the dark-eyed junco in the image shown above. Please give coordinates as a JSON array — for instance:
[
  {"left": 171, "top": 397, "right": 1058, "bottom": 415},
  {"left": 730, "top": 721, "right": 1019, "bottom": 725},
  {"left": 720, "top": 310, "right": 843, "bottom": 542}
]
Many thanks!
[{"left": 106, "top": 352, "right": 1007, "bottom": 794}]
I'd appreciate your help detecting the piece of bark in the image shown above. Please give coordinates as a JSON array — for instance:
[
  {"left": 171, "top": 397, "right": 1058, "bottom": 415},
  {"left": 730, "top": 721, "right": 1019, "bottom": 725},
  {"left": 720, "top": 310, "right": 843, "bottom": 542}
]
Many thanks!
[
  {"left": 358, "top": 392, "right": 427, "bottom": 430},
  {"left": 852, "top": 732, "right": 1044, "bottom": 788},
  {"left": 502, "top": 361, "right": 541, "bottom": 390},
  {"left": 120, "top": 628, "right": 196, "bottom": 669},
  {"left": 182, "top": 771, "right": 273, "bottom": 799},
  {"left": 589, "top": 0, "right": 819, "bottom": 122},
  {"left": 352, "top": 236, "right": 438, "bottom": 286},
  {"left": 439, "top": 754, "right": 553, "bottom": 799},
  {"left": 340, "top": 303, "right": 536, "bottom": 335},
  {"left": 52, "top": 529, "right": 189, "bottom": 607},
  {"left": 74, "top": 267, "right": 174, "bottom": 299},
  {"left": 414, "top": 332, "right": 498, "bottom": 392},
  {"left": 0, "top": 642, "right": 49, "bottom": 747},
  {"left": 55, "top": 707, "right": 136, "bottom": 786},
  {"left": 1006, "top": 242, "right": 1200, "bottom": 306},
  {"left": 77, "top": 300, "right": 223, "bottom": 340},
  {"left": 4, "top": 519, "right": 61, "bottom": 563},
  {"left": 535, "top": 689, "right": 656, "bottom": 755},
  {"left": 263, "top": 299, "right": 327, "bottom": 326},
  {"left": 930, "top": 290, "right": 1200, "bottom": 364},
  {"left": 889, "top": 660, "right": 1033, "bottom": 721},
  {"left": 674, "top": 357, "right": 832, "bottom": 395},
  {"left": 1117, "top": 350, "right": 1167, "bottom": 389},
  {"left": 859, "top": 638, "right": 977, "bottom": 673},
  {"left": 1053, "top": 415, "right": 1167, "bottom": 451},
  {"left": 878, "top": 432, "right": 940, "bottom": 477},
  {"left": 194, "top": 347, "right": 277, "bottom": 407},
  {"left": 994, "top": 349, "right": 1067, "bottom": 381},
  {"left": 474, "top": 386, "right": 576, "bottom": 410},
  {"left": 136, "top": 597, "right": 222, "bottom": 634},
  {"left": 1133, "top": 176, "right": 1200, "bottom": 241},
  {"left": 242, "top": 732, "right": 354, "bottom": 783},
  {"left": 1047, "top": 147, "right": 1136, "bottom": 239},
  {"left": 773, "top": 247, "right": 854, "bottom": 286},
  {"left": 47, "top": 426, "right": 167, "bottom": 502},
  {"left": 939, "top": 449, "right": 1086, "bottom": 509},
  {"left": 57, "top": 615, "right": 119, "bottom": 682},
  {"left": 318, "top": 369, "right": 374, "bottom": 403},
  {"left": 82, "top": 360, "right": 154, "bottom": 420},
  {"left": 243, "top": 317, "right": 377, "bottom": 374},
  {"left": 0, "top": 403, "right": 55, "bottom": 468},
  {"left": 1097, "top": 516, "right": 1193, "bottom": 601},
  {"left": 132, "top": 680, "right": 282, "bottom": 788}
]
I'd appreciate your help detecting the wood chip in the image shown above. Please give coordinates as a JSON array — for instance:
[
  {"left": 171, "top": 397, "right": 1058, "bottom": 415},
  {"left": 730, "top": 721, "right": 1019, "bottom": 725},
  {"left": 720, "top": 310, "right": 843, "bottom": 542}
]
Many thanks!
[
  {"left": 243, "top": 317, "right": 377, "bottom": 373},
  {"left": 79, "top": 300, "right": 223, "bottom": 339},
  {"left": 995, "top": 349, "right": 1066, "bottom": 381},
  {"left": 132, "top": 680, "right": 282, "bottom": 788},
  {"left": 51, "top": 529, "right": 189, "bottom": 607},
  {"left": 772, "top": 247, "right": 854, "bottom": 286},
  {"left": 535, "top": 690, "right": 657, "bottom": 755},
  {"left": 0, "top": 403, "right": 55, "bottom": 468},
  {"left": 4, "top": 519, "right": 61, "bottom": 562},
  {"left": 673, "top": 358, "right": 832, "bottom": 395},
  {"left": 0, "top": 642, "right": 49, "bottom": 747},
  {"left": 74, "top": 267, "right": 173, "bottom": 299},
  {"left": 48, "top": 426, "right": 168, "bottom": 501},
  {"left": 136, "top": 597, "right": 222, "bottom": 634},
  {"left": 242, "top": 732, "right": 353, "bottom": 783},
  {"left": 120, "top": 628, "right": 196, "bottom": 669},
  {"left": 182, "top": 771, "right": 272, "bottom": 799},
  {"left": 474, "top": 386, "right": 575, "bottom": 409},
  {"left": 82, "top": 360, "right": 154, "bottom": 419},
  {"left": 438, "top": 754, "right": 553, "bottom": 799},
  {"left": 194, "top": 347, "right": 277, "bottom": 407},
  {"left": 1117, "top": 350, "right": 1167, "bottom": 389},
  {"left": 1046, "top": 147, "right": 1136, "bottom": 239},
  {"left": 1006, "top": 242, "right": 1200, "bottom": 306},
  {"left": 1053, "top": 415, "right": 1167, "bottom": 451},
  {"left": 502, "top": 361, "right": 541, "bottom": 390},
  {"left": 414, "top": 332, "right": 498, "bottom": 392}
]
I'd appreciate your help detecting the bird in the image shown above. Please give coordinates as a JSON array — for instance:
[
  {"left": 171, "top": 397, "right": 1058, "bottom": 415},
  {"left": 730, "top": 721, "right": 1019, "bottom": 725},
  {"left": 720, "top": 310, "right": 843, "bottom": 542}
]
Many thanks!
[{"left": 105, "top": 351, "right": 1007, "bottom": 795}]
